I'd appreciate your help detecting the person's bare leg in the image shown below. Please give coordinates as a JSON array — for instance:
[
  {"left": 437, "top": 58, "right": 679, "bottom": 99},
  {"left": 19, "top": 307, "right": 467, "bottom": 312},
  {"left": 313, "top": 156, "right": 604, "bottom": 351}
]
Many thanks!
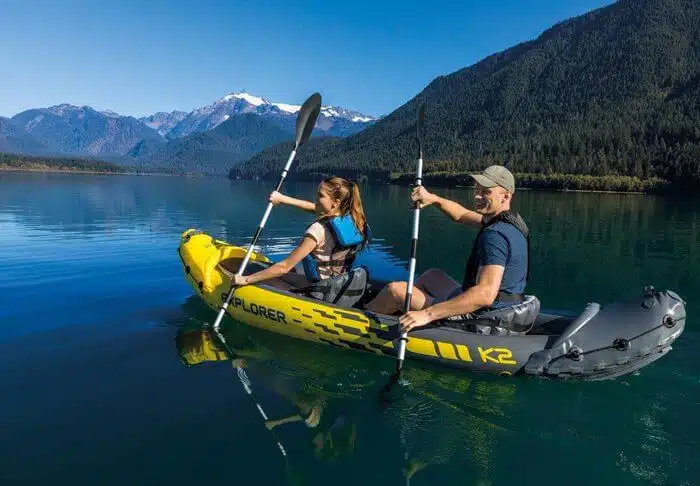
[
  {"left": 364, "top": 281, "right": 430, "bottom": 314},
  {"left": 414, "top": 268, "right": 461, "bottom": 297},
  {"left": 364, "top": 268, "right": 460, "bottom": 314}
]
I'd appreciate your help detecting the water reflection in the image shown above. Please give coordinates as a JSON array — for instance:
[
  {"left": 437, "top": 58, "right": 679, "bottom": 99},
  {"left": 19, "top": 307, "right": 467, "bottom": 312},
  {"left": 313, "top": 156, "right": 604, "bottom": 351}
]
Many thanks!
[
  {"left": 170, "top": 293, "right": 698, "bottom": 485},
  {"left": 172, "top": 296, "right": 527, "bottom": 485}
]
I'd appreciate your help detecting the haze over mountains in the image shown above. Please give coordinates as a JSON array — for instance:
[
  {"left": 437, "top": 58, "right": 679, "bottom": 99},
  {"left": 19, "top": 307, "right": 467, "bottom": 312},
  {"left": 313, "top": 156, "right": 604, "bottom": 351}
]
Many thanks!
[
  {"left": 232, "top": 0, "right": 700, "bottom": 186},
  {"left": 1, "top": 91, "right": 377, "bottom": 174}
]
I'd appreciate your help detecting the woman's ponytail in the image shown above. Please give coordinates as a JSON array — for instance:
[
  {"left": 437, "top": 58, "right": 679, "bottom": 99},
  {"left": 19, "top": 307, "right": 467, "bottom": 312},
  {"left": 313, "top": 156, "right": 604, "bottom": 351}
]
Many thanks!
[
  {"left": 321, "top": 176, "right": 368, "bottom": 240},
  {"left": 347, "top": 181, "right": 367, "bottom": 239}
]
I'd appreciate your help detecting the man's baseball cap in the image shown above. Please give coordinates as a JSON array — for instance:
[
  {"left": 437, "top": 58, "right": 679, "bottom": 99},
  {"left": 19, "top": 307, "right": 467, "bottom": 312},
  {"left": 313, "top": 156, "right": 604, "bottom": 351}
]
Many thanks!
[{"left": 469, "top": 165, "right": 515, "bottom": 193}]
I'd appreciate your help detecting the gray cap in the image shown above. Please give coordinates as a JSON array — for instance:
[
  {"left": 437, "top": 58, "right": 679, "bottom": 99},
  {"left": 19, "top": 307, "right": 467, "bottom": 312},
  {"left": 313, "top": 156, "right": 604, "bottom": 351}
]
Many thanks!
[{"left": 469, "top": 165, "right": 515, "bottom": 193}]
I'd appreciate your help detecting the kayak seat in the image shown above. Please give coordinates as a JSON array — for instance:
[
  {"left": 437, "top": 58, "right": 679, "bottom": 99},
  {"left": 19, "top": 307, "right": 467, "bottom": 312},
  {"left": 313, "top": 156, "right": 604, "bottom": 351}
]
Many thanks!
[
  {"left": 443, "top": 295, "right": 541, "bottom": 335},
  {"left": 295, "top": 266, "right": 368, "bottom": 308}
]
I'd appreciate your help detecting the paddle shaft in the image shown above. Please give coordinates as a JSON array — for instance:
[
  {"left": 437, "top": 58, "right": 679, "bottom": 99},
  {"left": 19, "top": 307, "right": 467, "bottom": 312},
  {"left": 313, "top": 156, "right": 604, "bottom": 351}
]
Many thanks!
[
  {"left": 236, "top": 364, "right": 288, "bottom": 457},
  {"left": 212, "top": 149, "right": 297, "bottom": 331},
  {"left": 215, "top": 331, "right": 288, "bottom": 458},
  {"left": 395, "top": 152, "right": 424, "bottom": 371}
]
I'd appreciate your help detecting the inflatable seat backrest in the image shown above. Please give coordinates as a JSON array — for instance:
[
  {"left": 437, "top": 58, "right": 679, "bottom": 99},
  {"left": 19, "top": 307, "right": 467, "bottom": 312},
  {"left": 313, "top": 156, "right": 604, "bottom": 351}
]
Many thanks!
[
  {"left": 472, "top": 295, "right": 541, "bottom": 336},
  {"left": 302, "top": 266, "right": 368, "bottom": 308}
]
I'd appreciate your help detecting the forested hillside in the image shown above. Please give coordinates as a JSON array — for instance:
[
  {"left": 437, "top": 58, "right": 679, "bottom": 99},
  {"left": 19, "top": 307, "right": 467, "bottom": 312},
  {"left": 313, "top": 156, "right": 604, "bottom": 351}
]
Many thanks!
[
  {"left": 0, "top": 152, "right": 174, "bottom": 174},
  {"left": 231, "top": 0, "right": 700, "bottom": 189},
  {"left": 0, "top": 153, "right": 125, "bottom": 173}
]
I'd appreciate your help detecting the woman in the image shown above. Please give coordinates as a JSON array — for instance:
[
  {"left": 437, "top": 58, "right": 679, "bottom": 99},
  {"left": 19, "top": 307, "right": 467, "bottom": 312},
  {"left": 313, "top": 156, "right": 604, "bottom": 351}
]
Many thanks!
[{"left": 232, "top": 176, "right": 369, "bottom": 292}]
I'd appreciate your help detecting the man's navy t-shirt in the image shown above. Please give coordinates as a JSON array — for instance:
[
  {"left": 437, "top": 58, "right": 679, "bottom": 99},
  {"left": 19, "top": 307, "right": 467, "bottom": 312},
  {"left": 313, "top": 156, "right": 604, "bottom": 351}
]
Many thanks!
[{"left": 471, "top": 221, "right": 528, "bottom": 306}]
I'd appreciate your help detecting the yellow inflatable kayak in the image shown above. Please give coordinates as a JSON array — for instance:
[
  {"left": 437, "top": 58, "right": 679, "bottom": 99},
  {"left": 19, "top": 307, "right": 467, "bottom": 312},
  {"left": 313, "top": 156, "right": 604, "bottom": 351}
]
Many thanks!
[{"left": 177, "top": 229, "right": 686, "bottom": 380}]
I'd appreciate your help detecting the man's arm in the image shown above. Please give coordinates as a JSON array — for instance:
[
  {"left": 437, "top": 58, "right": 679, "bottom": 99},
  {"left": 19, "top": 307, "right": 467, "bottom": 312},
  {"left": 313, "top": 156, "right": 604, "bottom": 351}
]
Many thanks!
[
  {"left": 412, "top": 186, "right": 483, "bottom": 228},
  {"left": 434, "top": 195, "right": 484, "bottom": 228}
]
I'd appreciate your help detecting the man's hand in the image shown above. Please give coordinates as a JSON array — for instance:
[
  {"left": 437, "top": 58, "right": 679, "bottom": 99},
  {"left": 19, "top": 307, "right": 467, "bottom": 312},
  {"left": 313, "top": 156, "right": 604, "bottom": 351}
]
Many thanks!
[
  {"left": 232, "top": 274, "right": 249, "bottom": 286},
  {"left": 411, "top": 186, "right": 438, "bottom": 208},
  {"left": 399, "top": 310, "right": 433, "bottom": 333}
]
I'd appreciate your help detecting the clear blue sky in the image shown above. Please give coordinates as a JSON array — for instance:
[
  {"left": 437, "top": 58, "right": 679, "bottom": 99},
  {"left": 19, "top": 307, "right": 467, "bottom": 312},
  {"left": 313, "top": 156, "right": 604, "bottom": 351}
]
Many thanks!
[{"left": 0, "top": 0, "right": 614, "bottom": 118}]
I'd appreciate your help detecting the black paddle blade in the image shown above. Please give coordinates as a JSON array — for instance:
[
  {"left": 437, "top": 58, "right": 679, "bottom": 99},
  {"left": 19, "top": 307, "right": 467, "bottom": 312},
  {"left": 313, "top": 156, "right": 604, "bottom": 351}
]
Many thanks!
[
  {"left": 295, "top": 92, "right": 322, "bottom": 149},
  {"left": 416, "top": 102, "right": 425, "bottom": 158},
  {"left": 379, "top": 369, "right": 403, "bottom": 407}
]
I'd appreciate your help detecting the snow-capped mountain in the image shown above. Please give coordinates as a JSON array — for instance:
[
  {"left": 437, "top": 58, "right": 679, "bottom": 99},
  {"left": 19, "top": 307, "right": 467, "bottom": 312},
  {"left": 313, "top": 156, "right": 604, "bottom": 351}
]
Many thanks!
[
  {"left": 164, "top": 90, "right": 377, "bottom": 140},
  {"left": 139, "top": 111, "right": 188, "bottom": 136},
  {"left": 11, "top": 104, "right": 162, "bottom": 157},
  {"left": 2, "top": 91, "right": 377, "bottom": 169}
]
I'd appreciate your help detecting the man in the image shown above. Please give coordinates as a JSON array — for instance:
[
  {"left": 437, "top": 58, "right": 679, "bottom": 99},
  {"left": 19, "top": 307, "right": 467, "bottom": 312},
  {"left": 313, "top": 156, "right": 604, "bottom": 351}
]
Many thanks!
[{"left": 364, "top": 165, "right": 529, "bottom": 333}]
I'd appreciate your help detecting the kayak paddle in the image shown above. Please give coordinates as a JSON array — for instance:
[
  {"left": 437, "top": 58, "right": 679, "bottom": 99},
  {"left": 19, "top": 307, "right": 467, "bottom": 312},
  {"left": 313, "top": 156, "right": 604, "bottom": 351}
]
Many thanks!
[
  {"left": 210, "top": 330, "right": 288, "bottom": 455},
  {"left": 207, "top": 329, "right": 298, "bottom": 483},
  {"left": 212, "top": 92, "right": 322, "bottom": 332},
  {"left": 381, "top": 102, "right": 426, "bottom": 400}
]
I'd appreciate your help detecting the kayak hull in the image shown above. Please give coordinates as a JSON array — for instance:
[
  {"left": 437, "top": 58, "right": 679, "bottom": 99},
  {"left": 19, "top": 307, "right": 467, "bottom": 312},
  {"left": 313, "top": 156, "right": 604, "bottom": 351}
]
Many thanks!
[{"left": 177, "top": 229, "right": 686, "bottom": 380}]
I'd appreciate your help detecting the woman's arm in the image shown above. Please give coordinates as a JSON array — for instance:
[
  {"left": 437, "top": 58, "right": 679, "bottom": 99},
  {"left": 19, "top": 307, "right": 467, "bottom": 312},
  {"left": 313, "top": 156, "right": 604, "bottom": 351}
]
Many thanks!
[
  {"left": 233, "top": 236, "right": 317, "bottom": 286},
  {"left": 270, "top": 191, "right": 315, "bottom": 213}
]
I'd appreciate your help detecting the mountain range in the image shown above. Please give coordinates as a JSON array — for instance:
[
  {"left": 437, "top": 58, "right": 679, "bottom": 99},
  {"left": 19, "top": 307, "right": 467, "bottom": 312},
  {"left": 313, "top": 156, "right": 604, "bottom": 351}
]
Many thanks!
[
  {"left": 231, "top": 0, "right": 700, "bottom": 186},
  {"left": 139, "top": 111, "right": 188, "bottom": 137},
  {"left": 136, "top": 113, "right": 293, "bottom": 175},
  {"left": 10, "top": 104, "right": 163, "bottom": 157},
  {"left": 1, "top": 91, "right": 377, "bottom": 174},
  {"left": 161, "top": 91, "right": 374, "bottom": 140},
  {"left": 0, "top": 117, "right": 48, "bottom": 154}
]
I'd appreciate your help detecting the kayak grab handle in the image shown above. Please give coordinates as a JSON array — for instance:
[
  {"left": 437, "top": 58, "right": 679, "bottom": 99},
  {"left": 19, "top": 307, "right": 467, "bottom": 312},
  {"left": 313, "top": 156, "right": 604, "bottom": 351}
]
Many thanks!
[{"left": 550, "top": 302, "right": 601, "bottom": 350}]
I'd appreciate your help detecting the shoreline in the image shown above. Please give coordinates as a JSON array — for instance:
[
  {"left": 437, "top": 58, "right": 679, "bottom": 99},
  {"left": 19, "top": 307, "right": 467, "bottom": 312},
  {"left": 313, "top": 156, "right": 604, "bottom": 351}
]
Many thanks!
[
  {"left": 449, "top": 184, "right": 648, "bottom": 195},
  {"left": 0, "top": 166, "right": 182, "bottom": 177},
  {"left": 1, "top": 166, "right": 663, "bottom": 195},
  {"left": 231, "top": 174, "right": 669, "bottom": 195},
  {"left": 230, "top": 167, "right": 672, "bottom": 195}
]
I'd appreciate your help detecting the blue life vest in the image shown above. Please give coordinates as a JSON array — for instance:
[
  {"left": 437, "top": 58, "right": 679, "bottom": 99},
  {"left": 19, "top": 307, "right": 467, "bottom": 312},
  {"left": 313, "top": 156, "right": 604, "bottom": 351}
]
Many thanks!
[{"left": 302, "top": 215, "right": 371, "bottom": 283}]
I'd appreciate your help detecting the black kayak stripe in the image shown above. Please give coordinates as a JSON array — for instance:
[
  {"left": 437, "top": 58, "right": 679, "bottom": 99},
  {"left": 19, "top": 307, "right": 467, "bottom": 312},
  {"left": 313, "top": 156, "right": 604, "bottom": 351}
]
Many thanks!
[
  {"left": 333, "top": 310, "right": 369, "bottom": 323},
  {"left": 432, "top": 340, "right": 442, "bottom": 358},
  {"left": 312, "top": 308, "right": 338, "bottom": 320},
  {"left": 314, "top": 322, "right": 340, "bottom": 336}
]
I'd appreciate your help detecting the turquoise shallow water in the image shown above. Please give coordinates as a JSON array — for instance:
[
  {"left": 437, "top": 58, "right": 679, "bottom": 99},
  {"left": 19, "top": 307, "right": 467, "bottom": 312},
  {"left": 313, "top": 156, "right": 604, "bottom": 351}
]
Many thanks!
[{"left": 0, "top": 172, "right": 698, "bottom": 485}]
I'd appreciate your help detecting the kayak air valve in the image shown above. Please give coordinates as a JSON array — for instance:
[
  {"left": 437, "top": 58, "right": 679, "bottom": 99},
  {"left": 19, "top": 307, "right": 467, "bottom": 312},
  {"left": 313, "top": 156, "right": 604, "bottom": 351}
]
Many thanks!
[
  {"left": 567, "top": 347, "right": 583, "bottom": 361},
  {"left": 663, "top": 314, "right": 676, "bottom": 328},
  {"left": 613, "top": 338, "right": 630, "bottom": 351}
]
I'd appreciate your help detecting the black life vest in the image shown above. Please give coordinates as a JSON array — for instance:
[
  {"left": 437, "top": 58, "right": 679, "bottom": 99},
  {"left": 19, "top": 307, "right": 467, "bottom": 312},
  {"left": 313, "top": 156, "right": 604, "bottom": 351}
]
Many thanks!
[{"left": 462, "top": 210, "right": 530, "bottom": 292}]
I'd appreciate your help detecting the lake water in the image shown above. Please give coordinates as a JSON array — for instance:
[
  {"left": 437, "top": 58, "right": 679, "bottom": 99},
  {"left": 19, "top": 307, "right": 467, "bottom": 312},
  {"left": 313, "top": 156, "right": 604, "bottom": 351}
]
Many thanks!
[{"left": 1, "top": 172, "right": 698, "bottom": 485}]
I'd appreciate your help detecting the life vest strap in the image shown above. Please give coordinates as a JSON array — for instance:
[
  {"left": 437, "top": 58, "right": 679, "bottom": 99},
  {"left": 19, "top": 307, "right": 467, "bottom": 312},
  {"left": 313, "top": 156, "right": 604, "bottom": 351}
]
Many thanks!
[
  {"left": 314, "top": 256, "right": 357, "bottom": 267},
  {"left": 496, "top": 291, "right": 524, "bottom": 302}
]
